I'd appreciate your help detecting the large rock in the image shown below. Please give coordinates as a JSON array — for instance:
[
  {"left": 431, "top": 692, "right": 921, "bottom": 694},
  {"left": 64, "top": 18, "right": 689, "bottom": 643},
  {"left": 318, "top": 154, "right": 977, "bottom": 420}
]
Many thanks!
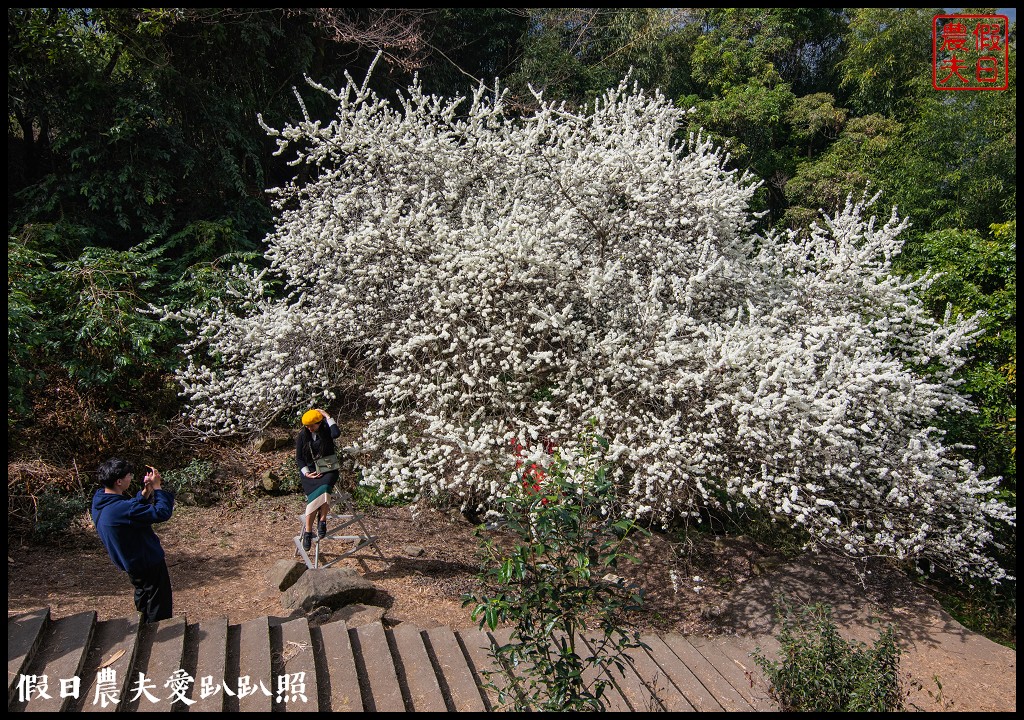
[
  {"left": 266, "top": 559, "right": 306, "bottom": 592},
  {"left": 281, "top": 567, "right": 377, "bottom": 612},
  {"left": 260, "top": 469, "right": 281, "bottom": 492}
]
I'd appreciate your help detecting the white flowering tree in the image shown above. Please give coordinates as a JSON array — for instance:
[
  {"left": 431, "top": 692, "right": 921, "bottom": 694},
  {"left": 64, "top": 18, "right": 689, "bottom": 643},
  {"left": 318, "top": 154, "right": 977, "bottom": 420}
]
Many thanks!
[{"left": 172, "top": 61, "right": 1014, "bottom": 581}]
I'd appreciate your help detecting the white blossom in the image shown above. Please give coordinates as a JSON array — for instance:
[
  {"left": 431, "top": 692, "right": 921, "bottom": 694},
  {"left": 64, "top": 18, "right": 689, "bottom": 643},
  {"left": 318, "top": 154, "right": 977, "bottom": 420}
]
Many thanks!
[{"left": 173, "top": 61, "right": 1014, "bottom": 583}]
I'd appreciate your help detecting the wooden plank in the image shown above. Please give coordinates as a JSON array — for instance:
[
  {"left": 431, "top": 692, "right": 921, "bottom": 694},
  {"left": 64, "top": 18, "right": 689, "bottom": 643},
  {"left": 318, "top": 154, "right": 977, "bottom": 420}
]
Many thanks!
[
  {"left": 390, "top": 624, "right": 448, "bottom": 711},
  {"left": 487, "top": 626, "right": 539, "bottom": 708},
  {"left": 316, "top": 621, "right": 362, "bottom": 712},
  {"left": 278, "top": 617, "right": 319, "bottom": 711},
  {"left": 581, "top": 632, "right": 663, "bottom": 712},
  {"left": 689, "top": 635, "right": 777, "bottom": 712},
  {"left": 455, "top": 628, "right": 507, "bottom": 711},
  {"left": 626, "top": 639, "right": 695, "bottom": 711},
  {"left": 552, "top": 630, "right": 632, "bottom": 712},
  {"left": 8, "top": 607, "right": 50, "bottom": 708},
  {"left": 187, "top": 617, "right": 227, "bottom": 713},
  {"left": 352, "top": 623, "right": 405, "bottom": 712},
  {"left": 713, "top": 634, "right": 778, "bottom": 711},
  {"left": 20, "top": 611, "right": 96, "bottom": 713},
  {"left": 235, "top": 616, "right": 273, "bottom": 713},
  {"left": 424, "top": 627, "right": 488, "bottom": 713},
  {"left": 75, "top": 614, "right": 142, "bottom": 712},
  {"left": 119, "top": 616, "right": 186, "bottom": 713},
  {"left": 658, "top": 633, "right": 752, "bottom": 712}
]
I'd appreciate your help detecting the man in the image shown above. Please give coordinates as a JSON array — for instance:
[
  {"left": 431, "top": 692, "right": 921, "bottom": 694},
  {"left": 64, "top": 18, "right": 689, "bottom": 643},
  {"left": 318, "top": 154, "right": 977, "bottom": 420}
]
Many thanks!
[{"left": 91, "top": 458, "right": 175, "bottom": 623}]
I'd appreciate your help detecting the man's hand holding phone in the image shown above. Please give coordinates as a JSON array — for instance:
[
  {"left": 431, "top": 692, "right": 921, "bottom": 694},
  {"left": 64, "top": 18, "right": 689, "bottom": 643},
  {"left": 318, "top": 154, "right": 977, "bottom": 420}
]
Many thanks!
[{"left": 142, "top": 465, "right": 162, "bottom": 499}]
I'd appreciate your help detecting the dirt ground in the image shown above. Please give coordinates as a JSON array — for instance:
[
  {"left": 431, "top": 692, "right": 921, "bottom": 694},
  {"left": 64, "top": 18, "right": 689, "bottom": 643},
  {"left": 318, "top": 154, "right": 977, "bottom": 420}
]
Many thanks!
[{"left": 6, "top": 434, "right": 1016, "bottom": 712}]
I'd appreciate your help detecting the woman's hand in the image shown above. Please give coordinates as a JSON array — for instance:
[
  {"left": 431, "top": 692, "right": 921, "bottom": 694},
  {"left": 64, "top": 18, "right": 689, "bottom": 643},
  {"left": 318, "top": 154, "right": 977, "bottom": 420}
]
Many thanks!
[{"left": 315, "top": 407, "right": 332, "bottom": 422}]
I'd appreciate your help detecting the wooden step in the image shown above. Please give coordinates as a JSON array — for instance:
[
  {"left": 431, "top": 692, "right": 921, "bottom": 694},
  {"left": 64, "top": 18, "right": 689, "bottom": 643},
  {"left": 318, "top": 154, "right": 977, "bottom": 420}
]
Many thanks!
[
  {"left": 72, "top": 613, "right": 142, "bottom": 712},
  {"left": 453, "top": 628, "right": 506, "bottom": 711},
  {"left": 277, "top": 616, "right": 319, "bottom": 711},
  {"left": 8, "top": 608, "right": 50, "bottom": 708},
  {"left": 236, "top": 616, "right": 273, "bottom": 713},
  {"left": 658, "top": 633, "right": 753, "bottom": 711},
  {"left": 314, "top": 618, "right": 362, "bottom": 711},
  {"left": 124, "top": 616, "right": 186, "bottom": 713},
  {"left": 423, "top": 627, "right": 487, "bottom": 712},
  {"left": 390, "top": 623, "right": 447, "bottom": 711},
  {"left": 351, "top": 623, "right": 404, "bottom": 712},
  {"left": 7, "top": 607, "right": 780, "bottom": 713},
  {"left": 688, "top": 634, "right": 777, "bottom": 712},
  {"left": 188, "top": 616, "right": 228, "bottom": 713},
  {"left": 14, "top": 610, "right": 96, "bottom": 713},
  {"left": 581, "top": 631, "right": 663, "bottom": 712}
]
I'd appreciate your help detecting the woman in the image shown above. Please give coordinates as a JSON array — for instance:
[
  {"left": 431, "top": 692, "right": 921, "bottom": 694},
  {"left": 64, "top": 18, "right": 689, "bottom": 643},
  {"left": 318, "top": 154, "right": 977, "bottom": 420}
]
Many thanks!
[{"left": 296, "top": 408, "right": 342, "bottom": 551}]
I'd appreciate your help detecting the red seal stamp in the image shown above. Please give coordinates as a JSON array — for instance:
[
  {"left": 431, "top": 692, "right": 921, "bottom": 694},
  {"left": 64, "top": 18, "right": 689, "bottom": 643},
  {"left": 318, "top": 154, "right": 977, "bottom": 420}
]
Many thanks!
[{"left": 933, "top": 14, "right": 1009, "bottom": 91}]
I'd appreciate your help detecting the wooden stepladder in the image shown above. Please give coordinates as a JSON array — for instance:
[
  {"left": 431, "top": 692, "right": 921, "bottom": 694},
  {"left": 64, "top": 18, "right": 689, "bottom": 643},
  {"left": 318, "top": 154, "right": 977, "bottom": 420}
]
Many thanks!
[{"left": 293, "top": 491, "right": 386, "bottom": 569}]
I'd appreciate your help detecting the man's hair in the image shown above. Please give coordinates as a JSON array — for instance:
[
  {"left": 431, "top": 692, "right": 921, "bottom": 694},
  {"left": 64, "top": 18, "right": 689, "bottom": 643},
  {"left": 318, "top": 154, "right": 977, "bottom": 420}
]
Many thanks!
[{"left": 97, "top": 457, "right": 133, "bottom": 489}]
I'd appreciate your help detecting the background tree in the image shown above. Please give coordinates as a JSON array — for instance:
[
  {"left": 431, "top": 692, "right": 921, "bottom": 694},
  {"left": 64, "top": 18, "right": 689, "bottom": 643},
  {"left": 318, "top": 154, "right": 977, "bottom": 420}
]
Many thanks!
[{"left": 6, "top": 7, "right": 427, "bottom": 446}]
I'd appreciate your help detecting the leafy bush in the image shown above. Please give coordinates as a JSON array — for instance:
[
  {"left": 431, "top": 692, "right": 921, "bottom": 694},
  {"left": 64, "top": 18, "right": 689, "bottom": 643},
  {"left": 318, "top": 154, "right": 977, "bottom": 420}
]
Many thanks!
[
  {"left": 752, "top": 599, "right": 904, "bottom": 712},
  {"left": 464, "top": 430, "right": 647, "bottom": 711},
  {"left": 353, "top": 481, "right": 409, "bottom": 511},
  {"left": 162, "top": 459, "right": 217, "bottom": 506},
  {"left": 32, "top": 491, "right": 91, "bottom": 539}
]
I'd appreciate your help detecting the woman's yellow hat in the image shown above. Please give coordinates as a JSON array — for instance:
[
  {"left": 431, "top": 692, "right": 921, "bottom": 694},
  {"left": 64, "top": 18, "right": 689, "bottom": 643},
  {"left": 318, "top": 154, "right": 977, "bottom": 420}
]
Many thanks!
[{"left": 302, "top": 409, "right": 324, "bottom": 426}]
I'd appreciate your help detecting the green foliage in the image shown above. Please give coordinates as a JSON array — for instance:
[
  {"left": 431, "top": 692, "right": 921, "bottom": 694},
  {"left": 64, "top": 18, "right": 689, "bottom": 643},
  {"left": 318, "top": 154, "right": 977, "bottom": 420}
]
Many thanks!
[
  {"left": 512, "top": 8, "right": 697, "bottom": 107},
  {"left": 354, "top": 481, "right": 410, "bottom": 511},
  {"left": 464, "top": 431, "right": 648, "bottom": 711},
  {"left": 839, "top": 8, "right": 936, "bottom": 119},
  {"left": 886, "top": 92, "right": 1017, "bottom": 234},
  {"left": 691, "top": 8, "right": 847, "bottom": 96},
  {"left": 903, "top": 223, "right": 1016, "bottom": 492},
  {"left": 162, "top": 459, "right": 218, "bottom": 506},
  {"left": 753, "top": 599, "right": 905, "bottom": 712},
  {"left": 688, "top": 76, "right": 797, "bottom": 219},
  {"left": 32, "top": 491, "right": 91, "bottom": 539},
  {"left": 783, "top": 113, "right": 902, "bottom": 226},
  {"left": 683, "top": 9, "right": 849, "bottom": 222},
  {"left": 8, "top": 237, "right": 58, "bottom": 423},
  {"left": 7, "top": 231, "right": 178, "bottom": 421},
  {"left": 418, "top": 8, "right": 530, "bottom": 97}
]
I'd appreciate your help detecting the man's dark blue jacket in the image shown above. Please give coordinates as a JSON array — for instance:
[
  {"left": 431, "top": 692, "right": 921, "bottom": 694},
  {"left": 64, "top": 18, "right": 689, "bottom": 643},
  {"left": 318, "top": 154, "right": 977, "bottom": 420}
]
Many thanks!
[{"left": 91, "top": 489, "right": 174, "bottom": 573}]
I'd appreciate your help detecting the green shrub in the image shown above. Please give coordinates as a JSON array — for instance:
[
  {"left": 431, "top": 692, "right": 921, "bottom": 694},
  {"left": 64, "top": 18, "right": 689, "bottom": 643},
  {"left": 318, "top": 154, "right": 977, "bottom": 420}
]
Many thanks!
[
  {"left": 163, "top": 459, "right": 217, "bottom": 506},
  {"left": 32, "top": 491, "right": 91, "bottom": 539},
  {"left": 752, "top": 598, "right": 904, "bottom": 712},
  {"left": 463, "top": 430, "right": 648, "bottom": 711},
  {"left": 271, "top": 457, "right": 302, "bottom": 495},
  {"left": 353, "top": 481, "right": 409, "bottom": 511}
]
